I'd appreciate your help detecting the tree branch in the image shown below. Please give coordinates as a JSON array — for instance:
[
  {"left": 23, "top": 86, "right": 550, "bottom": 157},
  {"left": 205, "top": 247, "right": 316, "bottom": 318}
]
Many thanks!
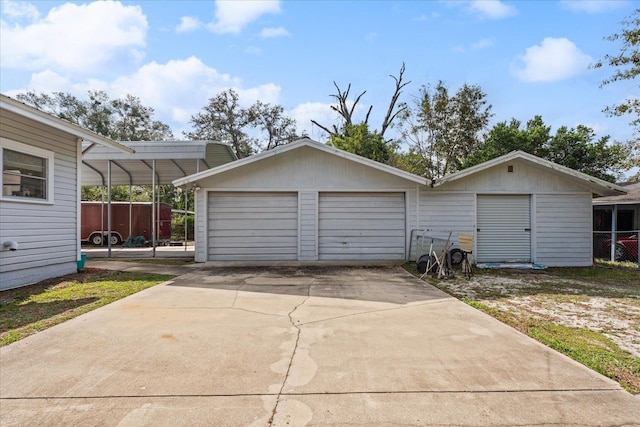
[
  {"left": 380, "top": 63, "right": 411, "bottom": 137},
  {"left": 310, "top": 119, "right": 334, "bottom": 137}
]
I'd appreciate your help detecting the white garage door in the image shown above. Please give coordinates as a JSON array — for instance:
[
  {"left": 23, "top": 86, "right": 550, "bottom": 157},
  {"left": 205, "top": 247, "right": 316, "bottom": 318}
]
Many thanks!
[
  {"left": 208, "top": 192, "right": 298, "bottom": 261},
  {"left": 318, "top": 192, "right": 406, "bottom": 261},
  {"left": 476, "top": 195, "right": 531, "bottom": 263}
]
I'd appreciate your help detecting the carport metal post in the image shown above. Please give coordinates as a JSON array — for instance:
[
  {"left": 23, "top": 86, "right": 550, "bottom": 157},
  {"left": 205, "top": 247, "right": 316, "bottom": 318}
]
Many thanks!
[
  {"left": 152, "top": 159, "right": 156, "bottom": 257},
  {"left": 610, "top": 204, "right": 617, "bottom": 262},
  {"left": 184, "top": 188, "right": 188, "bottom": 251},
  {"left": 129, "top": 183, "right": 132, "bottom": 239},
  {"left": 107, "top": 160, "right": 112, "bottom": 258},
  {"left": 157, "top": 184, "right": 161, "bottom": 249}
]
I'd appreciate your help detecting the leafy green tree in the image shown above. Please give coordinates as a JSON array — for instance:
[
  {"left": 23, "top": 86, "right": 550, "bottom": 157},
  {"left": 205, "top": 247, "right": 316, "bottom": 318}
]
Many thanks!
[
  {"left": 400, "top": 81, "right": 492, "bottom": 182},
  {"left": 16, "top": 90, "right": 173, "bottom": 141},
  {"left": 548, "top": 125, "right": 627, "bottom": 182},
  {"left": 185, "top": 89, "right": 255, "bottom": 158},
  {"left": 111, "top": 94, "right": 173, "bottom": 141},
  {"left": 592, "top": 8, "right": 640, "bottom": 179},
  {"left": 186, "top": 89, "right": 303, "bottom": 157},
  {"left": 329, "top": 123, "right": 393, "bottom": 164},
  {"left": 592, "top": 8, "right": 640, "bottom": 136},
  {"left": 465, "top": 116, "right": 628, "bottom": 182},
  {"left": 463, "top": 116, "right": 551, "bottom": 166},
  {"left": 250, "top": 101, "right": 305, "bottom": 150},
  {"left": 389, "top": 150, "right": 430, "bottom": 177}
]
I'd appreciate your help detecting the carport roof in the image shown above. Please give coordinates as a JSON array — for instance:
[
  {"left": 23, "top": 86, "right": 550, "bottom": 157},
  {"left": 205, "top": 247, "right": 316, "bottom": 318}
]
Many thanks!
[
  {"left": 434, "top": 150, "right": 628, "bottom": 197},
  {"left": 82, "top": 140, "right": 237, "bottom": 186},
  {"left": 172, "top": 138, "right": 426, "bottom": 187}
]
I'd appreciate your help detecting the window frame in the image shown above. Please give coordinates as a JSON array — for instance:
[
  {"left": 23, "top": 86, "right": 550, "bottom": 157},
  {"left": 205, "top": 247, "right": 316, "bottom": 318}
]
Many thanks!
[{"left": 1, "top": 137, "right": 55, "bottom": 204}]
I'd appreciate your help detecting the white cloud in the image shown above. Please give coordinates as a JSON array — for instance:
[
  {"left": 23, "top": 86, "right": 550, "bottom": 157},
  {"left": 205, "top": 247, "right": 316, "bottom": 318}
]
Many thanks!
[
  {"left": 414, "top": 12, "right": 439, "bottom": 21},
  {"left": 176, "top": 16, "right": 202, "bottom": 33},
  {"left": 365, "top": 32, "right": 377, "bottom": 42},
  {"left": 1, "top": 0, "right": 40, "bottom": 21},
  {"left": 17, "top": 57, "right": 282, "bottom": 133},
  {"left": 559, "top": 0, "right": 628, "bottom": 14},
  {"left": 208, "top": 0, "right": 281, "bottom": 34},
  {"left": 1, "top": 1, "right": 147, "bottom": 75},
  {"left": 454, "top": 37, "right": 495, "bottom": 53},
  {"left": 289, "top": 102, "right": 341, "bottom": 140},
  {"left": 468, "top": 0, "right": 517, "bottom": 19},
  {"left": 581, "top": 122, "right": 608, "bottom": 135},
  {"left": 244, "top": 46, "right": 263, "bottom": 55},
  {"left": 471, "top": 38, "right": 494, "bottom": 50},
  {"left": 260, "top": 26, "right": 290, "bottom": 38},
  {"left": 513, "top": 37, "right": 592, "bottom": 82}
]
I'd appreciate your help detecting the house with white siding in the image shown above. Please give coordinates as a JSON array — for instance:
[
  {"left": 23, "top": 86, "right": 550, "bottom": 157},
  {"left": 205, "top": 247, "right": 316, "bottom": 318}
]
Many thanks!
[
  {"left": 0, "top": 94, "right": 132, "bottom": 290},
  {"left": 173, "top": 138, "right": 626, "bottom": 267}
]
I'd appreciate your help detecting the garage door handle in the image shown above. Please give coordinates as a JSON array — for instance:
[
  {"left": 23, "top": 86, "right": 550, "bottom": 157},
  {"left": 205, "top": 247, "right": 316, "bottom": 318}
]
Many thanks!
[
  {"left": 525, "top": 228, "right": 531, "bottom": 232},
  {"left": 477, "top": 228, "right": 480, "bottom": 232}
]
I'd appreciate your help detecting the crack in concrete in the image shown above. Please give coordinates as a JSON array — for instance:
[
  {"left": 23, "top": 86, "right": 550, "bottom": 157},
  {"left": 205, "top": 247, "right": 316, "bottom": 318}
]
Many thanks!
[
  {"left": 297, "top": 298, "right": 450, "bottom": 327},
  {"left": 267, "top": 282, "right": 312, "bottom": 427}
]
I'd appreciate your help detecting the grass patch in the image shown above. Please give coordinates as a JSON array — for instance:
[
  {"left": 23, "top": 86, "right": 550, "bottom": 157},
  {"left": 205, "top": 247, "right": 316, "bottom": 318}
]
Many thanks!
[
  {"left": 0, "top": 269, "right": 174, "bottom": 346},
  {"left": 543, "top": 260, "right": 639, "bottom": 288}
]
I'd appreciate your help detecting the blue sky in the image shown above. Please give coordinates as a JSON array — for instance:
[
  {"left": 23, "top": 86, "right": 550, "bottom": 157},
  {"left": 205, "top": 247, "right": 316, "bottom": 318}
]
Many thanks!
[{"left": 1, "top": 0, "right": 637, "bottom": 151}]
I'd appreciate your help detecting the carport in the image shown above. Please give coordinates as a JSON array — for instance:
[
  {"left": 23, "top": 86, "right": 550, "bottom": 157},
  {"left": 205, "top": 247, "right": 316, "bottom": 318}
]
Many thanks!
[
  {"left": 593, "top": 182, "right": 640, "bottom": 266},
  {"left": 81, "top": 141, "right": 236, "bottom": 257}
]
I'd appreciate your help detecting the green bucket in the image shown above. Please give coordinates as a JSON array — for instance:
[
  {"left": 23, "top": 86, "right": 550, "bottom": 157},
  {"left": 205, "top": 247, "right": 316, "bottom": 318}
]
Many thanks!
[{"left": 77, "top": 253, "right": 87, "bottom": 271}]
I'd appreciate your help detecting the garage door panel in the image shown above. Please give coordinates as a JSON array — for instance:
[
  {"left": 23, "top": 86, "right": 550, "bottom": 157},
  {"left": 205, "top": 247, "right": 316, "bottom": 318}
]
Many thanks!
[
  {"left": 210, "top": 245, "right": 296, "bottom": 254},
  {"left": 319, "top": 212, "right": 404, "bottom": 219},
  {"left": 319, "top": 221, "right": 404, "bottom": 231},
  {"left": 208, "top": 192, "right": 298, "bottom": 261},
  {"left": 209, "top": 218, "right": 298, "bottom": 228},
  {"left": 319, "top": 192, "right": 405, "bottom": 261},
  {"left": 209, "top": 229, "right": 297, "bottom": 238},
  {"left": 318, "top": 229, "right": 406, "bottom": 237},
  {"left": 209, "top": 236, "right": 297, "bottom": 246},
  {"left": 477, "top": 195, "right": 531, "bottom": 263}
]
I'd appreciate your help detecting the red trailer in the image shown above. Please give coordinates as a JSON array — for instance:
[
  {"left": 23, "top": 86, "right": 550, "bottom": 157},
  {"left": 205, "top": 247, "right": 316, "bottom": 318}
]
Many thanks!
[{"left": 81, "top": 201, "right": 172, "bottom": 246}]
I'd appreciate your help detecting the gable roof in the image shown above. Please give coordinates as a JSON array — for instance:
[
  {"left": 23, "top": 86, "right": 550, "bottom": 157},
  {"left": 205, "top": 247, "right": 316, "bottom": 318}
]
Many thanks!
[
  {"left": 434, "top": 150, "right": 627, "bottom": 197},
  {"left": 172, "top": 138, "right": 426, "bottom": 187},
  {"left": 1, "top": 94, "right": 133, "bottom": 154}
]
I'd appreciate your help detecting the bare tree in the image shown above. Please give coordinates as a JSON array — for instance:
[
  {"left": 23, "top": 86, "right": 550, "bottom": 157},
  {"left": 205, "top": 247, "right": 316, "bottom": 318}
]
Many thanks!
[{"left": 311, "top": 63, "right": 410, "bottom": 140}]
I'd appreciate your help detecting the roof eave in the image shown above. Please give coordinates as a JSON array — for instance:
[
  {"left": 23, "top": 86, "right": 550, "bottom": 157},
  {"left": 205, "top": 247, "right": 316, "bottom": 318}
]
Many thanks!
[
  {"left": 434, "top": 150, "right": 627, "bottom": 197},
  {"left": 1, "top": 94, "right": 134, "bottom": 154}
]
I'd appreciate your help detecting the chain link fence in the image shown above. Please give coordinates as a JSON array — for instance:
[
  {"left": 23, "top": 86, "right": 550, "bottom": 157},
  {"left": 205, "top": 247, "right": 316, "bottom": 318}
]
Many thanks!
[{"left": 594, "top": 230, "right": 639, "bottom": 263}]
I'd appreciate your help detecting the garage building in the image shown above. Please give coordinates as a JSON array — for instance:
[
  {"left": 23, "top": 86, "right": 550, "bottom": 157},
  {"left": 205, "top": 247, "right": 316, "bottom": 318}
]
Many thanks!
[{"left": 173, "top": 139, "right": 625, "bottom": 267}]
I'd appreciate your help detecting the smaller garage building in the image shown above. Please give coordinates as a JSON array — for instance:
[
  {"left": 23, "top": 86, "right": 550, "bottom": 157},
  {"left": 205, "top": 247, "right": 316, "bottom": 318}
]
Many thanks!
[{"left": 173, "top": 139, "right": 625, "bottom": 267}]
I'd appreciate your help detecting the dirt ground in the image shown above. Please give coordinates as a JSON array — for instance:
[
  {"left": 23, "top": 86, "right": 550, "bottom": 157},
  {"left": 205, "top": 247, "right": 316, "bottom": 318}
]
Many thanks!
[{"left": 434, "top": 270, "right": 640, "bottom": 358}]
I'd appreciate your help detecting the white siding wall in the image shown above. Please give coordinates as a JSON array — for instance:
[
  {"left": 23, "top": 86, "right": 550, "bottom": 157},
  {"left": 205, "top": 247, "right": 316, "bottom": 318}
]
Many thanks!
[
  {"left": 411, "top": 192, "right": 475, "bottom": 260},
  {"left": 194, "top": 189, "right": 207, "bottom": 262},
  {"left": 299, "top": 191, "right": 317, "bottom": 260},
  {"left": 0, "top": 111, "right": 78, "bottom": 289},
  {"left": 535, "top": 194, "right": 593, "bottom": 266}
]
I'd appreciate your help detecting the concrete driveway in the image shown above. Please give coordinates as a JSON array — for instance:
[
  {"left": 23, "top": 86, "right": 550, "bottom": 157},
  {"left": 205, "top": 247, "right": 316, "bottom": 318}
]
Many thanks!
[{"left": 1, "top": 266, "right": 638, "bottom": 426}]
